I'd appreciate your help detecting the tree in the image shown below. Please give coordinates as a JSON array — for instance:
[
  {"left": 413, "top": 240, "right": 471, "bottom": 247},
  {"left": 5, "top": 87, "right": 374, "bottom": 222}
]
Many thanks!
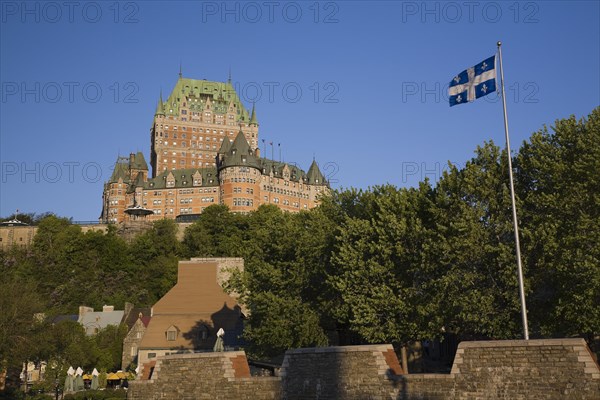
[
  {"left": 182, "top": 205, "right": 246, "bottom": 258},
  {"left": 517, "top": 107, "right": 600, "bottom": 339},
  {"left": 328, "top": 184, "right": 438, "bottom": 345},
  {"left": 0, "top": 280, "right": 46, "bottom": 369},
  {"left": 429, "top": 142, "right": 524, "bottom": 339},
  {"left": 92, "top": 324, "right": 128, "bottom": 371},
  {"left": 224, "top": 205, "right": 331, "bottom": 357},
  {"left": 129, "top": 219, "right": 180, "bottom": 305}
]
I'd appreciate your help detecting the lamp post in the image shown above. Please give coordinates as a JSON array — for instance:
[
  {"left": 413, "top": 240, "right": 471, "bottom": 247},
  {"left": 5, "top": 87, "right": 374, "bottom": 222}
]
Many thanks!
[{"left": 54, "top": 377, "right": 59, "bottom": 400}]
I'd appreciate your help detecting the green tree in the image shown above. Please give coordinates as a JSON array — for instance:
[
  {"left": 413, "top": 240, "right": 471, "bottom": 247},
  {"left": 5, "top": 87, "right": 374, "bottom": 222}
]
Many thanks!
[
  {"left": 92, "top": 324, "right": 128, "bottom": 371},
  {"left": 0, "top": 279, "right": 45, "bottom": 369},
  {"left": 129, "top": 219, "right": 180, "bottom": 305},
  {"left": 182, "top": 205, "right": 246, "bottom": 257},
  {"left": 429, "top": 142, "right": 524, "bottom": 339},
  {"left": 328, "top": 184, "right": 438, "bottom": 345},
  {"left": 517, "top": 107, "right": 600, "bottom": 339},
  {"left": 224, "top": 205, "right": 330, "bottom": 357}
]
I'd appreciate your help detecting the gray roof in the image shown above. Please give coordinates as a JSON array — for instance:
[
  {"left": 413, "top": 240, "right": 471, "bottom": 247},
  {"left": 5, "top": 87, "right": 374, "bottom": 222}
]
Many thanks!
[
  {"left": 260, "top": 159, "right": 306, "bottom": 183},
  {"left": 306, "top": 160, "right": 327, "bottom": 185},
  {"left": 131, "top": 152, "right": 148, "bottom": 170},
  {"left": 217, "top": 130, "right": 261, "bottom": 170},
  {"left": 78, "top": 310, "right": 125, "bottom": 335},
  {"left": 145, "top": 168, "right": 219, "bottom": 190},
  {"left": 108, "top": 157, "right": 131, "bottom": 183}
]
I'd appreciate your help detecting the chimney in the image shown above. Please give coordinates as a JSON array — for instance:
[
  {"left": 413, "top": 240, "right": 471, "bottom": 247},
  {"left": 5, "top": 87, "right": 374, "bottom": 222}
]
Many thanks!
[
  {"left": 102, "top": 305, "right": 115, "bottom": 312},
  {"left": 255, "top": 148, "right": 260, "bottom": 158},
  {"left": 79, "top": 306, "right": 93, "bottom": 318},
  {"left": 124, "top": 302, "right": 134, "bottom": 319}
]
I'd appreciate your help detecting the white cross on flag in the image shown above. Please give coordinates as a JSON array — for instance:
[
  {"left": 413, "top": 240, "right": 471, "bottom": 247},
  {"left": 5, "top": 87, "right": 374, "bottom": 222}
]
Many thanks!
[{"left": 449, "top": 55, "right": 496, "bottom": 106}]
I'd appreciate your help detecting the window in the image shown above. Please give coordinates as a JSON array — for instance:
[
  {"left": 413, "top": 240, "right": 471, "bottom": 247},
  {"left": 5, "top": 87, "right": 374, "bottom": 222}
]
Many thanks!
[
  {"left": 131, "top": 345, "right": 137, "bottom": 356},
  {"left": 166, "top": 326, "right": 178, "bottom": 341}
]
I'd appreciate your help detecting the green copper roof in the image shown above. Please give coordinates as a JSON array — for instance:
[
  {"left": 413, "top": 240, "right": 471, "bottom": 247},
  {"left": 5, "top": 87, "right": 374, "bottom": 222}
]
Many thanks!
[
  {"left": 145, "top": 167, "right": 219, "bottom": 190},
  {"left": 217, "top": 130, "right": 261, "bottom": 170},
  {"left": 249, "top": 103, "right": 258, "bottom": 125},
  {"left": 218, "top": 137, "right": 232, "bottom": 154},
  {"left": 306, "top": 160, "right": 327, "bottom": 185},
  {"left": 158, "top": 77, "right": 253, "bottom": 123},
  {"left": 155, "top": 92, "right": 165, "bottom": 116},
  {"left": 260, "top": 159, "right": 307, "bottom": 183},
  {"left": 131, "top": 152, "right": 148, "bottom": 170},
  {"left": 108, "top": 157, "right": 131, "bottom": 184}
]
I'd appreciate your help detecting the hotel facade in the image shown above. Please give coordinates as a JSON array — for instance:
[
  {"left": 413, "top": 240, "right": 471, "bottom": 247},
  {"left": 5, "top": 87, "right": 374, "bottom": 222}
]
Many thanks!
[{"left": 100, "top": 75, "right": 329, "bottom": 223}]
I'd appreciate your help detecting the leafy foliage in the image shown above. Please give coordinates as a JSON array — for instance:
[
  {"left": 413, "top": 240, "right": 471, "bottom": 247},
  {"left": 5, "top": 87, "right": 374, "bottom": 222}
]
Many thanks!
[{"left": 1, "top": 107, "right": 598, "bottom": 363}]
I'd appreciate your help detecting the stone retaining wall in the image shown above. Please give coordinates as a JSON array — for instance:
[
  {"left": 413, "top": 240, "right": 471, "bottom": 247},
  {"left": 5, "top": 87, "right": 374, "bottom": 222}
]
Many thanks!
[{"left": 127, "top": 338, "right": 600, "bottom": 400}]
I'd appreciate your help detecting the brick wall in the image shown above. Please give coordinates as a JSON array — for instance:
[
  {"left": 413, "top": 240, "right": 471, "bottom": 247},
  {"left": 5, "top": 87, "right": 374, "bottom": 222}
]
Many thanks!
[{"left": 127, "top": 339, "right": 600, "bottom": 400}]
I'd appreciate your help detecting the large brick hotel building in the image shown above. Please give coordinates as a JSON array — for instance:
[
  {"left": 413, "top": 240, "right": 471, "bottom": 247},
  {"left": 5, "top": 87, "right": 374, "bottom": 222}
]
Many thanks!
[{"left": 100, "top": 75, "right": 329, "bottom": 223}]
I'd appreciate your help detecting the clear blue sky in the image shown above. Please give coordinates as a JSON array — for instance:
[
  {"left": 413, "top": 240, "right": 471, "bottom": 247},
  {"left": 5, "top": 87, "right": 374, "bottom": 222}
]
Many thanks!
[{"left": 1, "top": 1, "right": 599, "bottom": 220}]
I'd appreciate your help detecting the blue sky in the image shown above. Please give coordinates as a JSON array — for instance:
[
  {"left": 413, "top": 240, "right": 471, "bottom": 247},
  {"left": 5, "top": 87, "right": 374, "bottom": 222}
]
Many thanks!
[{"left": 1, "top": 1, "right": 599, "bottom": 220}]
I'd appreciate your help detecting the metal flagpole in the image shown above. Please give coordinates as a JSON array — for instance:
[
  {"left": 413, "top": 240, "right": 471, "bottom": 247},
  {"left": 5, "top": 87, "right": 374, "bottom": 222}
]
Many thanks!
[{"left": 497, "top": 41, "right": 529, "bottom": 340}]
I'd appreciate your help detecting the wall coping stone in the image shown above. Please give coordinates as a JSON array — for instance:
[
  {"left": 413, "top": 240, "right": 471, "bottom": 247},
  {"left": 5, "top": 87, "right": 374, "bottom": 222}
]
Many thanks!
[
  {"left": 457, "top": 338, "right": 587, "bottom": 348},
  {"left": 160, "top": 350, "right": 246, "bottom": 360},
  {"left": 284, "top": 344, "right": 393, "bottom": 355}
]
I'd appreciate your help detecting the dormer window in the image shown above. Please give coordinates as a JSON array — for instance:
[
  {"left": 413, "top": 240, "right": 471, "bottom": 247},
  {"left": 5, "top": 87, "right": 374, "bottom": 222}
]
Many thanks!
[{"left": 166, "top": 325, "right": 179, "bottom": 341}]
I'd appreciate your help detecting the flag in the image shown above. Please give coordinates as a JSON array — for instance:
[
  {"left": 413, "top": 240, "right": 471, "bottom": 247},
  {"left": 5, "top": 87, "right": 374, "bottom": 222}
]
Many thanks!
[{"left": 449, "top": 55, "right": 496, "bottom": 106}]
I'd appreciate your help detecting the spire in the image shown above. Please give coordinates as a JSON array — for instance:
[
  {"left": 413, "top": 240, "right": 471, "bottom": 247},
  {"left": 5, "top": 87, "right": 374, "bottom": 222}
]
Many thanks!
[
  {"left": 249, "top": 102, "right": 258, "bottom": 125},
  {"left": 218, "top": 136, "right": 232, "bottom": 154},
  {"left": 178, "top": 62, "right": 182, "bottom": 79},
  {"left": 307, "top": 159, "right": 326, "bottom": 185},
  {"left": 228, "top": 67, "right": 232, "bottom": 84},
  {"left": 217, "top": 130, "right": 261, "bottom": 171},
  {"left": 155, "top": 91, "right": 165, "bottom": 116}
]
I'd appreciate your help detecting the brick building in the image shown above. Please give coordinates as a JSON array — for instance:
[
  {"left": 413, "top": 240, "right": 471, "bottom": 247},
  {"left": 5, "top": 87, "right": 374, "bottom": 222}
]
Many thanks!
[{"left": 100, "top": 75, "right": 329, "bottom": 223}]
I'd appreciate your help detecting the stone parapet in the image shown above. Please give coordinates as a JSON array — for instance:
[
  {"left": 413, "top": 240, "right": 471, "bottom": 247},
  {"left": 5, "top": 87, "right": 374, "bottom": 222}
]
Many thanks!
[{"left": 127, "top": 339, "right": 600, "bottom": 400}]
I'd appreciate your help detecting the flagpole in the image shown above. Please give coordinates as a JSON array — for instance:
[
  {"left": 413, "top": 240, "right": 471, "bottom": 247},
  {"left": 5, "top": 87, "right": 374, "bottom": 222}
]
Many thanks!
[{"left": 497, "top": 41, "right": 529, "bottom": 340}]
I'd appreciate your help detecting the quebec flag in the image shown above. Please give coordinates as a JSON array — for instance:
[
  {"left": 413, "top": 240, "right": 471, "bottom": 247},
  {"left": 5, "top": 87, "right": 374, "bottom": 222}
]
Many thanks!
[{"left": 449, "top": 55, "right": 496, "bottom": 107}]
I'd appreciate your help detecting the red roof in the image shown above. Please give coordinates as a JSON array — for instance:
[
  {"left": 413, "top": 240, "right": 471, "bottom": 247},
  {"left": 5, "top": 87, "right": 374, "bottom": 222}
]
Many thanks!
[{"left": 140, "top": 316, "right": 151, "bottom": 327}]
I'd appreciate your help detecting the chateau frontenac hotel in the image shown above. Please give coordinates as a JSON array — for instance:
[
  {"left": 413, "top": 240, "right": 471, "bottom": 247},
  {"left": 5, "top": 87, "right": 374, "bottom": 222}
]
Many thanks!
[{"left": 100, "top": 75, "right": 329, "bottom": 223}]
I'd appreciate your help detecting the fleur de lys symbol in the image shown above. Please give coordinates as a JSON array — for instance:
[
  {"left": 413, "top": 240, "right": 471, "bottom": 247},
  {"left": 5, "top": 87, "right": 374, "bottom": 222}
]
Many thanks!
[
  {"left": 453, "top": 76, "right": 460, "bottom": 84},
  {"left": 481, "top": 61, "right": 488, "bottom": 71},
  {"left": 456, "top": 94, "right": 463, "bottom": 103},
  {"left": 481, "top": 84, "right": 488, "bottom": 93}
]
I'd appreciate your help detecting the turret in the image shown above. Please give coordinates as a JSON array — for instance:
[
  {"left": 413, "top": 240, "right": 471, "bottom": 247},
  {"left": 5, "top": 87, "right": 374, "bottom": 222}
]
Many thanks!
[
  {"left": 155, "top": 91, "right": 165, "bottom": 116},
  {"left": 306, "top": 159, "right": 327, "bottom": 186},
  {"left": 249, "top": 103, "right": 258, "bottom": 126}
]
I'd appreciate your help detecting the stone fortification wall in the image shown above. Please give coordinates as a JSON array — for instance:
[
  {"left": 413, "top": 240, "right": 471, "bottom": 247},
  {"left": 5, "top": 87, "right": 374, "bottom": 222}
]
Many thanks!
[{"left": 127, "top": 339, "right": 599, "bottom": 400}]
